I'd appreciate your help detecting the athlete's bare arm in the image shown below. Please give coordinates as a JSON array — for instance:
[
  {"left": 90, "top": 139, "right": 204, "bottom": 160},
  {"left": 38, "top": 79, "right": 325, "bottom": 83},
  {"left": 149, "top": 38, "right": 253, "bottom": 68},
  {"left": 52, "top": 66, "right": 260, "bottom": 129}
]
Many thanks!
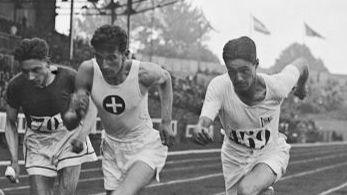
[
  {"left": 4, "top": 104, "right": 20, "bottom": 182},
  {"left": 138, "top": 62, "right": 174, "bottom": 146},
  {"left": 291, "top": 58, "right": 309, "bottom": 99},
  {"left": 63, "top": 61, "right": 93, "bottom": 130}
]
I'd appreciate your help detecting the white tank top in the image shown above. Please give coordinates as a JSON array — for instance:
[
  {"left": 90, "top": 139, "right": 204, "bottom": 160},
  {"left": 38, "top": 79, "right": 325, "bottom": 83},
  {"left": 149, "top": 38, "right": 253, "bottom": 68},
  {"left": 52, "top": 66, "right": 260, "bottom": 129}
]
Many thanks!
[{"left": 91, "top": 59, "right": 154, "bottom": 141}]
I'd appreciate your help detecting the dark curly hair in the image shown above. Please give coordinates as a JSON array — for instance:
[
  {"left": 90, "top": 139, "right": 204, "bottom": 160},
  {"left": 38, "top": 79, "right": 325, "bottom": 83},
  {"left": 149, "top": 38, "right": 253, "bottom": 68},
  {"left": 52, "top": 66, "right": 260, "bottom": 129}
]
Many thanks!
[
  {"left": 13, "top": 37, "right": 49, "bottom": 62},
  {"left": 222, "top": 36, "right": 258, "bottom": 66},
  {"left": 91, "top": 25, "right": 128, "bottom": 53}
]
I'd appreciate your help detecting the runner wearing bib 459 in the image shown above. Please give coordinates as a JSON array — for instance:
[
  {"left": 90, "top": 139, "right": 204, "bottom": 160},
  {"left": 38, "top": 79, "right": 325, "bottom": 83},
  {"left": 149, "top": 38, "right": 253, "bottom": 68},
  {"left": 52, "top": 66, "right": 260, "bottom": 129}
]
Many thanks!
[{"left": 192, "top": 36, "right": 309, "bottom": 195}]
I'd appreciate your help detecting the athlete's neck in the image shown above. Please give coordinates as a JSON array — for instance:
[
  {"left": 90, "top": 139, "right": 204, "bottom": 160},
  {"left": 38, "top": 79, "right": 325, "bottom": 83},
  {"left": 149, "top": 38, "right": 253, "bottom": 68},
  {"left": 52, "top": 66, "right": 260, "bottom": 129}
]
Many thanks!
[
  {"left": 103, "top": 61, "right": 131, "bottom": 86},
  {"left": 236, "top": 75, "right": 266, "bottom": 106},
  {"left": 40, "top": 67, "right": 56, "bottom": 88},
  {"left": 45, "top": 72, "right": 56, "bottom": 86}
]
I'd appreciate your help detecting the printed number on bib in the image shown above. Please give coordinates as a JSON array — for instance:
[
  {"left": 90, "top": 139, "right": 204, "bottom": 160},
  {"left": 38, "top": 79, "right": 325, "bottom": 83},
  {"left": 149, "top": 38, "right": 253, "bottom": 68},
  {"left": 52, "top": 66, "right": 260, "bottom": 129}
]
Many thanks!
[
  {"left": 30, "top": 113, "right": 63, "bottom": 132},
  {"left": 227, "top": 128, "right": 271, "bottom": 149}
]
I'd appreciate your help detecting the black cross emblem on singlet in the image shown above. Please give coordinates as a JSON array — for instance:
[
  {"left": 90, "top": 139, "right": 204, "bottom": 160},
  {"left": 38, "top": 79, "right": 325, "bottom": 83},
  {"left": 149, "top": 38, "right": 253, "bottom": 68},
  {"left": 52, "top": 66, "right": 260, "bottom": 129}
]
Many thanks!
[{"left": 102, "top": 95, "right": 126, "bottom": 115}]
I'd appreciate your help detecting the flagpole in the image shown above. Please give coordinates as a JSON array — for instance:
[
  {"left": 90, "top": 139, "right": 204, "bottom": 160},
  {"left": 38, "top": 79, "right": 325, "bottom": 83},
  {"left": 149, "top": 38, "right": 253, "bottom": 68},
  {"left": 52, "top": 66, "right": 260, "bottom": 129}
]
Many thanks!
[
  {"left": 249, "top": 13, "right": 253, "bottom": 37},
  {"left": 302, "top": 22, "right": 306, "bottom": 46}
]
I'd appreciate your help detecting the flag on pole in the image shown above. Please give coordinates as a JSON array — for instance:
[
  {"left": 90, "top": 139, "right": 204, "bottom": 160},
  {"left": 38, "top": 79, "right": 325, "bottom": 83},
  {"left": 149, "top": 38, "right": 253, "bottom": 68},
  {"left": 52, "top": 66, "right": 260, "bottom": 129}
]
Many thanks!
[
  {"left": 253, "top": 16, "right": 270, "bottom": 35},
  {"left": 304, "top": 23, "right": 324, "bottom": 39}
]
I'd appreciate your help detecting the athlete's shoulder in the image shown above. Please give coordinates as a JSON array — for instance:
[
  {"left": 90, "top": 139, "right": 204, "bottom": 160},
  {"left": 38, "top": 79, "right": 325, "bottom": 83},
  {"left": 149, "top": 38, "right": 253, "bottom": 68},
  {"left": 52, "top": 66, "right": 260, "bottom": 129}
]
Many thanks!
[
  {"left": 138, "top": 60, "right": 163, "bottom": 71},
  {"left": 79, "top": 59, "right": 94, "bottom": 68},
  {"left": 56, "top": 65, "right": 77, "bottom": 76},
  {"left": 7, "top": 72, "right": 25, "bottom": 90},
  {"left": 209, "top": 73, "right": 230, "bottom": 88},
  {"left": 260, "top": 73, "right": 286, "bottom": 100},
  {"left": 78, "top": 59, "right": 94, "bottom": 75},
  {"left": 206, "top": 73, "right": 230, "bottom": 97}
]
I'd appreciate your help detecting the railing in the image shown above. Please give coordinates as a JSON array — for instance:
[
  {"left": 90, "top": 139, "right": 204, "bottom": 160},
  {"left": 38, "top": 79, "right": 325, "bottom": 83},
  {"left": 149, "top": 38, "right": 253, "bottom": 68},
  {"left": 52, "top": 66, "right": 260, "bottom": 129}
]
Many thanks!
[
  {"left": 0, "top": 112, "right": 178, "bottom": 136},
  {"left": 0, "top": 32, "right": 21, "bottom": 51}
]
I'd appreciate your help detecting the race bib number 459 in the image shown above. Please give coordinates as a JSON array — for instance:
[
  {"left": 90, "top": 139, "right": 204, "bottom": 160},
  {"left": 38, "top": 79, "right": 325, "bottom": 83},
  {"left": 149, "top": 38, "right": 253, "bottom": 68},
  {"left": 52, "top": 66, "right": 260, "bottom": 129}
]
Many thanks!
[{"left": 227, "top": 128, "right": 271, "bottom": 149}]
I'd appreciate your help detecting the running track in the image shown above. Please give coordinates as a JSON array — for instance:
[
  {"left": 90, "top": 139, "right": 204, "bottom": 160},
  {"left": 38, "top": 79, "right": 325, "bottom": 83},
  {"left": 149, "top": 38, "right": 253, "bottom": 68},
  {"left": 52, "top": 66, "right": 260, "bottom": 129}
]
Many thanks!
[{"left": 1, "top": 142, "right": 347, "bottom": 195}]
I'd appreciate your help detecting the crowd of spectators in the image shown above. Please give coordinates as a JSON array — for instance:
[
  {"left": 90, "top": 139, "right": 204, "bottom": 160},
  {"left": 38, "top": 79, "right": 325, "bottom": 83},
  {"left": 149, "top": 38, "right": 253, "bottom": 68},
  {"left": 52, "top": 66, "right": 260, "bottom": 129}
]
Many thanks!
[
  {"left": 0, "top": 53, "right": 17, "bottom": 111},
  {"left": 0, "top": 17, "right": 19, "bottom": 35},
  {"left": 149, "top": 75, "right": 206, "bottom": 115},
  {"left": 0, "top": 15, "right": 345, "bottom": 143}
]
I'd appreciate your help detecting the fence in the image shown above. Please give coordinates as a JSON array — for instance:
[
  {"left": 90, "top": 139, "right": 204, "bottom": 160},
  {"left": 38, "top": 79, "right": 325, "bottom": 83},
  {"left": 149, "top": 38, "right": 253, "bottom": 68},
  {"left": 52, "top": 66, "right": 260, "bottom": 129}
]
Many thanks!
[{"left": 0, "top": 112, "right": 178, "bottom": 136}]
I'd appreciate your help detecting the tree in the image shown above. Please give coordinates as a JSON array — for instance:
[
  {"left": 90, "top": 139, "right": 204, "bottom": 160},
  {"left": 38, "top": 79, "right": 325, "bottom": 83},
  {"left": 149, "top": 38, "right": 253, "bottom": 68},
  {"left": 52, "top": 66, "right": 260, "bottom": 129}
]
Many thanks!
[
  {"left": 133, "top": 1, "right": 218, "bottom": 62},
  {"left": 269, "top": 43, "right": 328, "bottom": 74},
  {"left": 273, "top": 43, "right": 344, "bottom": 119},
  {"left": 73, "top": 0, "right": 112, "bottom": 40},
  {"left": 73, "top": 0, "right": 219, "bottom": 63}
]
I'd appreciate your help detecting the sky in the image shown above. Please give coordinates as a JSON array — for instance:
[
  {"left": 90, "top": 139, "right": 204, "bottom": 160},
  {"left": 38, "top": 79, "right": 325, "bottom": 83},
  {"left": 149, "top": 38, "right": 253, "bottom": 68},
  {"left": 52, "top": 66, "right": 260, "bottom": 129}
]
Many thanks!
[
  {"left": 56, "top": 0, "right": 347, "bottom": 74},
  {"left": 188, "top": 0, "right": 347, "bottom": 74}
]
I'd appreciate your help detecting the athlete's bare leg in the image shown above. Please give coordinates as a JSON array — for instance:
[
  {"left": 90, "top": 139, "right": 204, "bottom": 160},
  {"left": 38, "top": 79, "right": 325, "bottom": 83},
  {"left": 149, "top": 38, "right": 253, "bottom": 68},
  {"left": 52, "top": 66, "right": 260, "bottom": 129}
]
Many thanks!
[
  {"left": 29, "top": 175, "right": 55, "bottom": 195},
  {"left": 236, "top": 163, "right": 276, "bottom": 195},
  {"left": 56, "top": 165, "right": 81, "bottom": 195},
  {"left": 106, "top": 161, "right": 155, "bottom": 195}
]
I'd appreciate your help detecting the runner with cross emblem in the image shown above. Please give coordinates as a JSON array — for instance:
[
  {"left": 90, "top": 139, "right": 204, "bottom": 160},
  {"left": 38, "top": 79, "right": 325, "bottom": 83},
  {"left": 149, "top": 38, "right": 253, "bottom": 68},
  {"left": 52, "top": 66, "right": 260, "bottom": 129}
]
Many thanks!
[{"left": 63, "top": 24, "right": 174, "bottom": 195}]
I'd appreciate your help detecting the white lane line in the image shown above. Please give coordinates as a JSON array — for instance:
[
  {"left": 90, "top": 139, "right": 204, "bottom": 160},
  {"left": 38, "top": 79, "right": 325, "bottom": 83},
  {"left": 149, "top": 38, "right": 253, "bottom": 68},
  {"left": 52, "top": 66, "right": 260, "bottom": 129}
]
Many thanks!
[
  {"left": 1, "top": 146, "right": 344, "bottom": 167},
  {"left": 290, "top": 153, "right": 347, "bottom": 165},
  {"left": 291, "top": 148, "right": 347, "bottom": 158},
  {"left": 147, "top": 173, "right": 223, "bottom": 188},
  {"left": 280, "top": 161, "right": 347, "bottom": 181},
  {"left": 0, "top": 148, "right": 218, "bottom": 166},
  {"left": 89, "top": 173, "right": 224, "bottom": 195},
  {"left": 290, "top": 147, "right": 347, "bottom": 156},
  {"left": 91, "top": 159, "right": 347, "bottom": 195},
  {"left": 318, "top": 181, "right": 347, "bottom": 195},
  {"left": 290, "top": 141, "right": 347, "bottom": 148},
  {"left": 2, "top": 148, "right": 347, "bottom": 186},
  {"left": 1, "top": 141, "right": 346, "bottom": 166},
  {"left": 168, "top": 149, "right": 220, "bottom": 156},
  {"left": 5, "top": 155, "right": 347, "bottom": 192},
  {"left": 165, "top": 163, "right": 221, "bottom": 173},
  {"left": 212, "top": 161, "right": 347, "bottom": 195},
  {"left": 0, "top": 157, "right": 221, "bottom": 181},
  {"left": 166, "top": 156, "right": 219, "bottom": 165},
  {"left": 3, "top": 149, "right": 344, "bottom": 181}
]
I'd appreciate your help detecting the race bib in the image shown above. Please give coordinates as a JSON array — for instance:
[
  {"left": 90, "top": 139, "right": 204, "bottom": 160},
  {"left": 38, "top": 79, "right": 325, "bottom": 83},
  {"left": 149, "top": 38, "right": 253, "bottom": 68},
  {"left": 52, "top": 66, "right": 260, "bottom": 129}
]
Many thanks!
[
  {"left": 29, "top": 113, "right": 64, "bottom": 133},
  {"left": 227, "top": 128, "right": 271, "bottom": 149}
]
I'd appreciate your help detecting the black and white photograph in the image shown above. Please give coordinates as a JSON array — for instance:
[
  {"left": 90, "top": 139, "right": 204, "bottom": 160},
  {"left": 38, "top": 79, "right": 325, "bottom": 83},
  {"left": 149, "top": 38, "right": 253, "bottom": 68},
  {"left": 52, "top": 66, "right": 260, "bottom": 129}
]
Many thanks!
[{"left": 0, "top": 0, "right": 347, "bottom": 194}]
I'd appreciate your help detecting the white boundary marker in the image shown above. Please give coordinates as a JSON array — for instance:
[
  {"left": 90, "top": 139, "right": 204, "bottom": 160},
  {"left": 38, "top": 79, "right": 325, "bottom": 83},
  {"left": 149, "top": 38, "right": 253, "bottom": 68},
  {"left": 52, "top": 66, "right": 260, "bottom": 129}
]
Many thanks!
[{"left": 318, "top": 181, "right": 347, "bottom": 195}]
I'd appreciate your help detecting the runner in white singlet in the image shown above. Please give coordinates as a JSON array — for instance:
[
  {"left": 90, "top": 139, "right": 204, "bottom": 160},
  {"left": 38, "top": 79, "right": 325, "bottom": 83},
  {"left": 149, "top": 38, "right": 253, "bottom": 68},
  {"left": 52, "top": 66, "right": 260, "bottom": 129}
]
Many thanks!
[
  {"left": 192, "top": 36, "right": 309, "bottom": 195},
  {"left": 64, "top": 25, "right": 174, "bottom": 195}
]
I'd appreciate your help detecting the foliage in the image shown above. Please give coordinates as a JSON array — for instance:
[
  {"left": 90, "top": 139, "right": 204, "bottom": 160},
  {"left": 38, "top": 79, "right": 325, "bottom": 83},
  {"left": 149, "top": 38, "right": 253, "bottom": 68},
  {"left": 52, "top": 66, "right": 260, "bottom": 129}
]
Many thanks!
[
  {"left": 270, "top": 43, "right": 328, "bottom": 73},
  {"left": 74, "top": 0, "right": 219, "bottom": 62}
]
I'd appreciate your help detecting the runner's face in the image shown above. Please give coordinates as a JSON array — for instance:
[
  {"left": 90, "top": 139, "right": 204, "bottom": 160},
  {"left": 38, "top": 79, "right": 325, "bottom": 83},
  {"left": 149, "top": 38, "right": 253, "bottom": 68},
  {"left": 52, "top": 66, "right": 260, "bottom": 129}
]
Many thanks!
[
  {"left": 95, "top": 48, "right": 125, "bottom": 76},
  {"left": 225, "top": 58, "right": 256, "bottom": 92},
  {"left": 21, "top": 59, "right": 50, "bottom": 88}
]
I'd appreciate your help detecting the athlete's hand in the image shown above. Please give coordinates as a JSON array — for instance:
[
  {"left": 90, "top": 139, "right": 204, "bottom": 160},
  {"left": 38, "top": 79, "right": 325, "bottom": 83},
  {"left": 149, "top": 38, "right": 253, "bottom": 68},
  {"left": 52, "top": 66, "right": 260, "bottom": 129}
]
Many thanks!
[
  {"left": 192, "top": 124, "right": 213, "bottom": 146},
  {"left": 64, "top": 91, "right": 89, "bottom": 130},
  {"left": 71, "top": 139, "right": 84, "bottom": 153},
  {"left": 159, "top": 123, "right": 175, "bottom": 147},
  {"left": 5, "top": 162, "right": 20, "bottom": 183},
  {"left": 73, "top": 91, "right": 89, "bottom": 118}
]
